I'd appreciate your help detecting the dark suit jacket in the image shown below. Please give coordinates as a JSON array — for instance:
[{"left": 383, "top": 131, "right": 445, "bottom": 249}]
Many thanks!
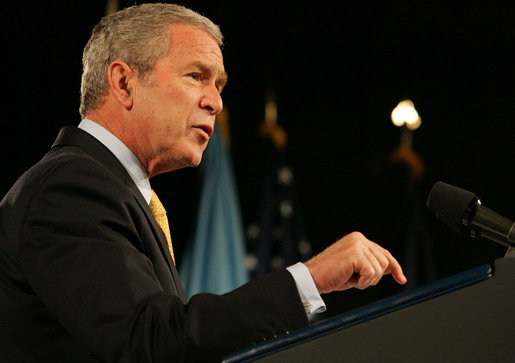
[{"left": 0, "top": 127, "right": 308, "bottom": 362}]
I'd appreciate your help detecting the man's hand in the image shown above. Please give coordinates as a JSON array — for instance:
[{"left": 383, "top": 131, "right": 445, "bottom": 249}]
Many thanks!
[{"left": 305, "top": 232, "right": 407, "bottom": 294}]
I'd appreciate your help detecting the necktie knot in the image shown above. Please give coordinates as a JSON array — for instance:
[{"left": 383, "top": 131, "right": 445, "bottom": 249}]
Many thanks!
[{"left": 149, "top": 190, "right": 175, "bottom": 264}]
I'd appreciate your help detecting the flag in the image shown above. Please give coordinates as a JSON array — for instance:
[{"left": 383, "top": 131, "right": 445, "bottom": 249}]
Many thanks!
[
  {"left": 245, "top": 137, "right": 312, "bottom": 278},
  {"left": 179, "top": 127, "right": 249, "bottom": 299}
]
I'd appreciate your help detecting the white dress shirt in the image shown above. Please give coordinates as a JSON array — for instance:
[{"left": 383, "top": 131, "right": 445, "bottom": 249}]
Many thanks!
[{"left": 78, "top": 118, "right": 326, "bottom": 317}]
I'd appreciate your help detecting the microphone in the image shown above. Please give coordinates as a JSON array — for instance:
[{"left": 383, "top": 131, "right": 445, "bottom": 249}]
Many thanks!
[{"left": 427, "top": 181, "right": 515, "bottom": 248}]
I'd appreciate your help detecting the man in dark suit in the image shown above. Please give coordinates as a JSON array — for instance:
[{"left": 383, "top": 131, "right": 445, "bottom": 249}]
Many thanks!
[{"left": 0, "top": 3, "right": 406, "bottom": 361}]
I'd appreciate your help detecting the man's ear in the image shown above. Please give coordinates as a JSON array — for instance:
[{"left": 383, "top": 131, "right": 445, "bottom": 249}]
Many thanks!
[{"left": 106, "top": 61, "right": 135, "bottom": 110}]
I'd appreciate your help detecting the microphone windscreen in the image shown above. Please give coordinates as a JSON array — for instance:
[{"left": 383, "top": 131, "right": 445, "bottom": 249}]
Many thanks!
[{"left": 427, "top": 181, "right": 476, "bottom": 228}]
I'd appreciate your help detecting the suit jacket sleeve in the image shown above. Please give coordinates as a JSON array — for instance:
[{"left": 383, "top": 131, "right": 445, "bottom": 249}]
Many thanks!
[{"left": 17, "top": 153, "right": 308, "bottom": 362}]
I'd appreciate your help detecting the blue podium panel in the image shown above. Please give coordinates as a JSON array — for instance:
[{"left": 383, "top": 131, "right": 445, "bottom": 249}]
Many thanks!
[{"left": 224, "top": 258, "right": 514, "bottom": 362}]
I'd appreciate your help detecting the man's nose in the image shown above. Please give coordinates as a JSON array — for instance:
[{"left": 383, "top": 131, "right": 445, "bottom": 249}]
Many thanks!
[{"left": 200, "top": 85, "right": 223, "bottom": 115}]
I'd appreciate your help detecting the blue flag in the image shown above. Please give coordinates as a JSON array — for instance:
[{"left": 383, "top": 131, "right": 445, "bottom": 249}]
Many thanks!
[{"left": 180, "top": 128, "right": 249, "bottom": 299}]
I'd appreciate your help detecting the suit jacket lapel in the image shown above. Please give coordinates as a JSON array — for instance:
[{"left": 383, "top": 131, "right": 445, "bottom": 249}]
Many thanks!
[
  {"left": 52, "top": 127, "right": 186, "bottom": 302},
  {"left": 132, "top": 194, "right": 187, "bottom": 302}
]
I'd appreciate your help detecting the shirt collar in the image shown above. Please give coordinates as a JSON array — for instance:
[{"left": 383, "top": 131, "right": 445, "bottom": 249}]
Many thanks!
[{"left": 78, "top": 118, "right": 152, "bottom": 204}]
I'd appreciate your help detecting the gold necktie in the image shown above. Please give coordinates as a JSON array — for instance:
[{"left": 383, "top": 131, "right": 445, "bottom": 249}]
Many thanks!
[{"left": 149, "top": 190, "right": 175, "bottom": 264}]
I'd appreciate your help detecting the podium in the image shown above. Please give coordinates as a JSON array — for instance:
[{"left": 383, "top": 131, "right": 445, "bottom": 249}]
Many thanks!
[{"left": 224, "top": 257, "right": 515, "bottom": 362}]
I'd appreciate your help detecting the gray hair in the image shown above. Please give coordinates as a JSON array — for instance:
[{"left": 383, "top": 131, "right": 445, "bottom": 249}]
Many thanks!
[{"left": 79, "top": 3, "right": 223, "bottom": 118}]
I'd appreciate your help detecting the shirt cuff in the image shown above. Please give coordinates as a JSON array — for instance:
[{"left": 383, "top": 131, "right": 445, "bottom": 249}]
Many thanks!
[{"left": 286, "top": 262, "right": 326, "bottom": 317}]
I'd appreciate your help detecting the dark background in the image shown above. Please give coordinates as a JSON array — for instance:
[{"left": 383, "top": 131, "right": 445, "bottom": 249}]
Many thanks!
[{"left": 1, "top": 1, "right": 513, "bottom": 316}]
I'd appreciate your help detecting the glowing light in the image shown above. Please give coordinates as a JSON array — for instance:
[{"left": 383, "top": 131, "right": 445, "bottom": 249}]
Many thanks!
[
  {"left": 406, "top": 117, "right": 422, "bottom": 130},
  {"left": 391, "top": 100, "right": 421, "bottom": 130}
]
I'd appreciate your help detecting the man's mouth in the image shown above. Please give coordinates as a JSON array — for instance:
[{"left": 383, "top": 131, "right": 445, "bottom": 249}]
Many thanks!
[{"left": 193, "top": 125, "right": 213, "bottom": 138}]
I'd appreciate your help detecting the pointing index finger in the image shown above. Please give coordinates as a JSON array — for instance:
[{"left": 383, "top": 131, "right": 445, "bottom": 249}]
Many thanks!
[{"left": 384, "top": 251, "right": 407, "bottom": 284}]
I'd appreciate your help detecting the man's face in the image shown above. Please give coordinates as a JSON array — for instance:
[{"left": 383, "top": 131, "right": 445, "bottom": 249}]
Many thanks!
[{"left": 129, "top": 23, "right": 227, "bottom": 177}]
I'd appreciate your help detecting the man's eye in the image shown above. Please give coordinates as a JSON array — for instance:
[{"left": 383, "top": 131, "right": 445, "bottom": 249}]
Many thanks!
[{"left": 190, "top": 73, "right": 201, "bottom": 81}]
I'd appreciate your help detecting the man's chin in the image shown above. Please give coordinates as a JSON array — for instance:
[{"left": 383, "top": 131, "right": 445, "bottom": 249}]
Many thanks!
[
  {"left": 189, "top": 144, "right": 207, "bottom": 167},
  {"left": 147, "top": 151, "right": 204, "bottom": 177},
  {"left": 189, "top": 158, "right": 202, "bottom": 168},
  {"left": 182, "top": 150, "right": 204, "bottom": 168}
]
